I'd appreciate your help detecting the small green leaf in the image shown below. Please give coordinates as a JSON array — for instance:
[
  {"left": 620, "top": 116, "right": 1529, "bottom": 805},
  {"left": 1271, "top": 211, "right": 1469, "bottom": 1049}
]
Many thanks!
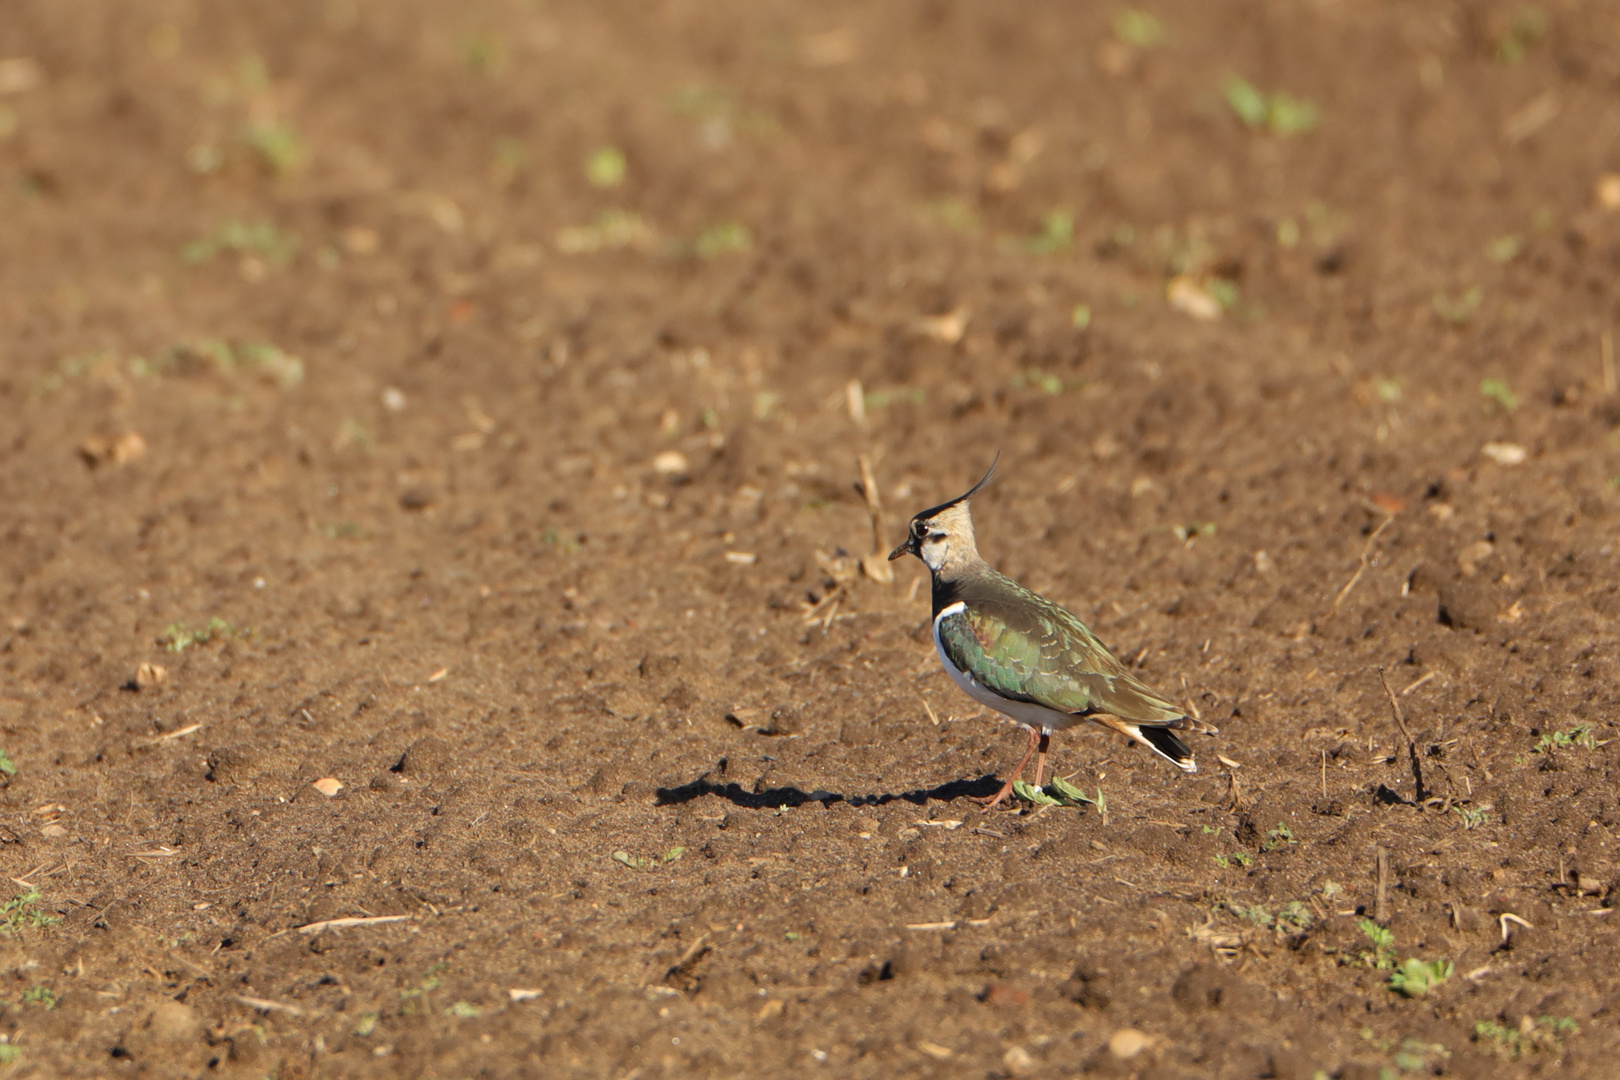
[
  {"left": 1487, "top": 235, "right": 1523, "bottom": 262},
  {"left": 1012, "top": 780, "right": 1061, "bottom": 806},
  {"left": 1480, "top": 377, "right": 1518, "bottom": 411},
  {"left": 1433, "top": 287, "right": 1484, "bottom": 325},
  {"left": 695, "top": 221, "right": 751, "bottom": 258},
  {"left": 1224, "top": 77, "right": 1269, "bottom": 128},
  {"left": 586, "top": 147, "right": 627, "bottom": 188},
  {"left": 1046, "top": 776, "right": 1090, "bottom": 804},
  {"left": 1389, "top": 957, "right": 1452, "bottom": 998},
  {"left": 0, "top": 750, "right": 15, "bottom": 777},
  {"left": 446, "top": 1000, "right": 481, "bottom": 1018},
  {"left": 1113, "top": 9, "right": 1164, "bottom": 48}
]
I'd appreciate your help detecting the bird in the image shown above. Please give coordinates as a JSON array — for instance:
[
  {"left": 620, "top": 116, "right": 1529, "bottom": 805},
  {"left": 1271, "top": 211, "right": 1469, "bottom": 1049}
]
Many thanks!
[{"left": 888, "top": 457, "right": 1216, "bottom": 811}]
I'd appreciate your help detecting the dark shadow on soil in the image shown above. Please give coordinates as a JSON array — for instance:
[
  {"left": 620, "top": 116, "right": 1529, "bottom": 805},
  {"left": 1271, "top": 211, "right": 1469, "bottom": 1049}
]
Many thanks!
[{"left": 654, "top": 775, "right": 1002, "bottom": 809}]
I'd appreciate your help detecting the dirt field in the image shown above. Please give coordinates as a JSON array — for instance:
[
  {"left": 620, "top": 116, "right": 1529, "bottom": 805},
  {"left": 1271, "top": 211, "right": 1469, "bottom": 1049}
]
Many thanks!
[{"left": 2, "top": 1, "right": 1619, "bottom": 1076}]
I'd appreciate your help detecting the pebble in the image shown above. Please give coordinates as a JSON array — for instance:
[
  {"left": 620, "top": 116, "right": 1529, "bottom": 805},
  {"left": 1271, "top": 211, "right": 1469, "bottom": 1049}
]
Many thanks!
[
  {"left": 1481, "top": 441, "right": 1527, "bottom": 466},
  {"left": 1108, "top": 1029, "right": 1152, "bottom": 1059},
  {"left": 1002, "top": 1045, "right": 1037, "bottom": 1075},
  {"left": 652, "top": 450, "right": 689, "bottom": 476}
]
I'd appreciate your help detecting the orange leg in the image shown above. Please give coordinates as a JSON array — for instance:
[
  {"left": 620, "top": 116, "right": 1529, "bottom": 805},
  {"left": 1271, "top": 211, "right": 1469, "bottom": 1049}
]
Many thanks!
[{"left": 970, "top": 727, "right": 1042, "bottom": 812}]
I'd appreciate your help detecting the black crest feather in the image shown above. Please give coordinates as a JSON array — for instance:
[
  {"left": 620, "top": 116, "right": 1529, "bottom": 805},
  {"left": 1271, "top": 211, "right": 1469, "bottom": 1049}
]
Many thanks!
[{"left": 912, "top": 453, "right": 999, "bottom": 524}]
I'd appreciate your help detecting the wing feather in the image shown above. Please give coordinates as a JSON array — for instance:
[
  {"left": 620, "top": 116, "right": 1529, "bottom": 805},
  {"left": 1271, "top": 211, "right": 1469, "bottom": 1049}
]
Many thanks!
[{"left": 938, "top": 575, "right": 1186, "bottom": 726}]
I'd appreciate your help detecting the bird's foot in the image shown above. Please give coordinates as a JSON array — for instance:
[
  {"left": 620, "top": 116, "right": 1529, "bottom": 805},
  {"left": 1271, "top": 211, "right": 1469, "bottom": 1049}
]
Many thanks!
[{"left": 969, "top": 781, "right": 1018, "bottom": 812}]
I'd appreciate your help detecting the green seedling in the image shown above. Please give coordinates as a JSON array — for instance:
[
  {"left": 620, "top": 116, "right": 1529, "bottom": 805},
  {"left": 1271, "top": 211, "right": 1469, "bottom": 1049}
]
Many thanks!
[
  {"left": 1072, "top": 304, "right": 1092, "bottom": 330},
  {"left": 445, "top": 1000, "right": 481, "bottom": 1018},
  {"left": 1356, "top": 918, "right": 1395, "bottom": 969},
  {"left": 1223, "top": 77, "right": 1320, "bottom": 136},
  {"left": 1005, "top": 208, "right": 1074, "bottom": 256},
  {"left": 1213, "top": 851, "right": 1253, "bottom": 869},
  {"left": 1479, "top": 377, "right": 1517, "bottom": 411},
  {"left": 1432, "top": 288, "right": 1483, "bottom": 325},
  {"left": 459, "top": 33, "right": 508, "bottom": 76},
  {"left": 556, "top": 209, "right": 654, "bottom": 254},
  {"left": 1225, "top": 900, "right": 1312, "bottom": 933},
  {"left": 612, "top": 847, "right": 686, "bottom": 870},
  {"left": 232, "top": 341, "right": 303, "bottom": 388},
  {"left": 1533, "top": 725, "right": 1601, "bottom": 753},
  {"left": 1474, "top": 1015, "right": 1578, "bottom": 1056},
  {"left": 242, "top": 122, "right": 304, "bottom": 175},
  {"left": 0, "top": 750, "right": 14, "bottom": 778},
  {"left": 0, "top": 1043, "right": 18, "bottom": 1065},
  {"left": 694, "top": 221, "right": 751, "bottom": 258},
  {"left": 918, "top": 198, "right": 982, "bottom": 234},
  {"left": 1012, "top": 780, "right": 1062, "bottom": 807},
  {"left": 1010, "top": 369, "right": 1064, "bottom": 395},
  {"left": 1012, "top": 777, "right": 1106, "bottom": 818},
  {"left": 1172, "top": 522, "right": 1217, "bottom": 542},
  {"left": 1261, "top": 822, "right": 1297, "bottom": 852},
  {"left": 753, "top": 391, "right": 781, "bottom": 420},
  {"left": 586, "top": 147, "right": 626, "bottom": 188},
  {"left": 0, "top": 890, "right": 59, "bottom": 934},
  {"left": 1391, "top": 1040, "right": 1449, "bottom": 1073},
  {"left": 861, "top": 388, "right": 927, "bottom": 411},
  {"left": 183, "top": 219, "right": 301, "bottom": 267},
  {"left": 1487, "top": 235, "right": 1522, "bottom": 262},
  {"left": 1453, "top": 804, "right": 1489, "bottom": 830},
  {"left": 1113, "top": 9, "right": 1164, "bottom": 48},
  {"left": 1206, "top": 277, "right": 1240, "bottom": 311},
  {"left": 1389, "top": 957, "right": 1452, "bottom": 998},
  {"left": 1374, "top": 378, "right": 1401, "bottom": 403},
  {"left": 1051, "top": 776, "right": 1105, "bottom": 816},
  {"left": 353, "top": 1012, "right": 379, "bottom": 1037},
  {"left": 1496, "top": 7, "right": 1548, "bottom": 64},
  {"left": 399, "top": 962, "right": 447, "bottom": 1016},
  {"left": 540, "top": 527, "right": 582, "bottom": 554},
  {"left": 663, "top": 85, "right": 779, "bottom": 139},
  {"left": 335, "top": 418, "right": 370, "bottom": 452},
  {"left": 21, "top": 987, "right": 55, "bottom": 1009},
  {"left": 160, "top": 617, "right": 241, "bottom": 653}
]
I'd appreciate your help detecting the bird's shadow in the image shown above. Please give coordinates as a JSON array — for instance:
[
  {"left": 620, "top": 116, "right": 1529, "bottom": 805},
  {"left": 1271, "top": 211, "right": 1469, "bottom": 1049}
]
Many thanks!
[{"left": 654, "top": 774, "right": 1002, "bottom": 810}]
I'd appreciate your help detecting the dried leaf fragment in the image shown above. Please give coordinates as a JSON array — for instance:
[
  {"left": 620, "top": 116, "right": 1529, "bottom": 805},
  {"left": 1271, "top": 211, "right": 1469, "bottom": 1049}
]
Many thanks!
[
  {"left": 134, "top": 662, "right": 168, "bottom": 690},
  {"left": 79, "top": 432, "right": 147, "bottom": 468}
]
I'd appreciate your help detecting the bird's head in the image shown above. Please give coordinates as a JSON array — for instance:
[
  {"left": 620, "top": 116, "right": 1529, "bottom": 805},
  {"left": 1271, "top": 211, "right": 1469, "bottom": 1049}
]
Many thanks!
[{"left": 889, "top": 455, "right": 998, "bottom": 573}]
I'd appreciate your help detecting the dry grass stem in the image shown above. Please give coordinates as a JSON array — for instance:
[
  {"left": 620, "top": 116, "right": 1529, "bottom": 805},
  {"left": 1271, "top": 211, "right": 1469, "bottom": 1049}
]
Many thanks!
[
  {"left": 1331, "top": 515, "right": 1393, "bottom": 614},
  {"left": 295, "top": 914, "right": 412, "bottom": 934}
]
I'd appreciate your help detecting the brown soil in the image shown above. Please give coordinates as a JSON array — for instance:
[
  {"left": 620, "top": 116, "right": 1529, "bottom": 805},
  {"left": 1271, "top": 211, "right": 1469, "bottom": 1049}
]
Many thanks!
[{"left": 3, "top": 1, "right": 1620, "bottom": 1077}]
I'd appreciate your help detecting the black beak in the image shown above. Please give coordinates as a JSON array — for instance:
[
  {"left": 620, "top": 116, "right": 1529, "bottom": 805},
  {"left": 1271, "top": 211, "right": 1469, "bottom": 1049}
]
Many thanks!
[{"left": 888, "top": 537, "right": 917, "bottom": 562}]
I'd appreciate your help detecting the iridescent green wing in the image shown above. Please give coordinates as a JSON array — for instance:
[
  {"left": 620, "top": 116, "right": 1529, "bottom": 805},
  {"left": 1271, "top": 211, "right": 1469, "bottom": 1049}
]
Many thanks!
[{"left": 938, "top": 579, "right": 1184, "bottom": 724}]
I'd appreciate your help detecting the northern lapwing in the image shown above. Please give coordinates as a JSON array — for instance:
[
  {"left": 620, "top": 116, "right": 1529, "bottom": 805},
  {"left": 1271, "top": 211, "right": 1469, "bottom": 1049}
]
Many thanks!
[{"left": 889, "top": 458, "right": 1216, "bottom": 811}]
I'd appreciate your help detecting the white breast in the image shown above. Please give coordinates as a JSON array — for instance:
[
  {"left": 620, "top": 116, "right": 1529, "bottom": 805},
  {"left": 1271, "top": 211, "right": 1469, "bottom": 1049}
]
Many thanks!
[{"left": 931, "top": 601, "right": 1069, "bottom": 732}]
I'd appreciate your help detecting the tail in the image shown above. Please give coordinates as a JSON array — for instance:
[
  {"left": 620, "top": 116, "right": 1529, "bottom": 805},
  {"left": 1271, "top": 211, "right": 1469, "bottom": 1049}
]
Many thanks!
[{"left": 1093, "top": 714, "right": 1217, "bottom": 773}]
